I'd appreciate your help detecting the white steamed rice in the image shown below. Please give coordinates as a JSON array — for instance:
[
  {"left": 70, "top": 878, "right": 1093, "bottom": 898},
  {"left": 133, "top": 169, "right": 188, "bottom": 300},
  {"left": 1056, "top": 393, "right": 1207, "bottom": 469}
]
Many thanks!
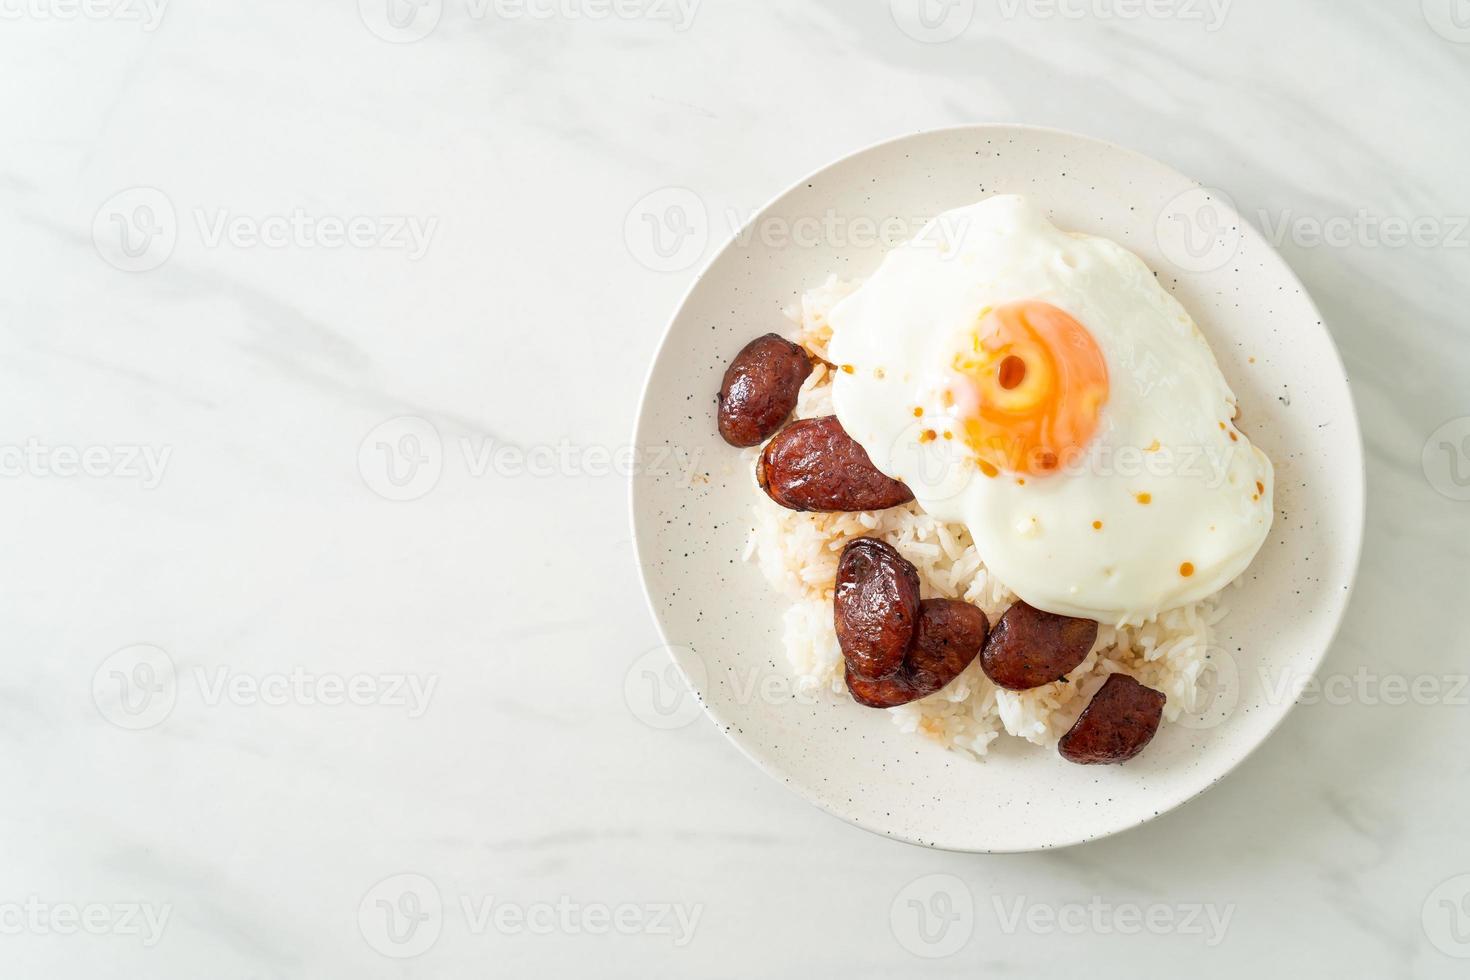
[{"left": 744, "top": 276, "right": 1229, "bottom": 760}]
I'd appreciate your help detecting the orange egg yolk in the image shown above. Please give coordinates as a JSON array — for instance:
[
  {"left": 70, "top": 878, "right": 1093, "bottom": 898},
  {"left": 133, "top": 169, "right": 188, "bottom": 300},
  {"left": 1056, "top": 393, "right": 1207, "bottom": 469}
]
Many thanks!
[{"left": 951, "top": 301, "right": 1109, "bottom": 476}]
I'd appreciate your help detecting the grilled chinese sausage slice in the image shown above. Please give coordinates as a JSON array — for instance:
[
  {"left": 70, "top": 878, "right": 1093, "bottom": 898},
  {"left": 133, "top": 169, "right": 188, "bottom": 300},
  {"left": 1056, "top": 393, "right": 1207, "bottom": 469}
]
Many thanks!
[
  {"left": 834, "top": 539, "right": 922, "bottom": 681},
  {"left": 717, "top": 334, "right": 813, "bottom": 448},
  {"left": 846, "top": 599, "right": 989, "bottom": 709},
  {"left": 757, "top": 416, "right": 914, "bottom": 513},
  {"left": 981, "top": 600, "right": 1099, "bottom": 691},
  {"left": 1058, "top": 674, "right": 1166, "bottom": 765}
]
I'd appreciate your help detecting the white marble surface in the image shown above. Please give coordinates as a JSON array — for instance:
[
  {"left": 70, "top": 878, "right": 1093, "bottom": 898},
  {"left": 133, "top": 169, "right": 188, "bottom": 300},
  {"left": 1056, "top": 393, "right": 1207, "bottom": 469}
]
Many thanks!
[{"left": 3, "top": 1, "right": 1468, "bottom": 976}]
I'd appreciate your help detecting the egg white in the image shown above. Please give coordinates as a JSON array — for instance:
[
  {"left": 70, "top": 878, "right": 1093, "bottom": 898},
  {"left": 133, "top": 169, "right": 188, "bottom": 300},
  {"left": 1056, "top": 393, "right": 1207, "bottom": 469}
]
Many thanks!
[{"left": 827, "top": 195, "right": 1273, "bottom": 627}]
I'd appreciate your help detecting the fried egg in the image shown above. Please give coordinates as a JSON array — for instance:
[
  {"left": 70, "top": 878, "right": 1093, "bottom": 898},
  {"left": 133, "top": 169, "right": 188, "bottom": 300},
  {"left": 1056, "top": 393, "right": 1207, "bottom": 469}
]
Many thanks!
[{"left": 827, "top": 195, "right": 1273, "bottom": 626}]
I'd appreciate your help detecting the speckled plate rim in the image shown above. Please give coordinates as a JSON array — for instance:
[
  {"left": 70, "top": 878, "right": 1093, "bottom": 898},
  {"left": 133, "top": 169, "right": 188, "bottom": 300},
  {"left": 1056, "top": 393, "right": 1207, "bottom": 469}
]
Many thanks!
[{"left": 629, "top": 123, "right": 1366, "bottom": 853}]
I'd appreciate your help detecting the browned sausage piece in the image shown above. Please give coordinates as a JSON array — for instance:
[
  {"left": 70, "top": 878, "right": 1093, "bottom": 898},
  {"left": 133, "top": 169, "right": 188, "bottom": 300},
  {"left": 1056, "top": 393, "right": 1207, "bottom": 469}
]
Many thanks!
[
  {"left": 1058, "top": 674, "right": 1166, "bottom": 765},
  {"left": 717, "top": 334, "right": 813, "bottom": 448},
  {"left": 835, "top": 538, "right": 921, "bottom": 681},
  {"left": 846, "top": 599, "right": 989, "bottom": 708},
  {"left": 757, "top": 416, "right": 914, "bottom": 513},
  {"left": 980, "top": 600, "right": 1099, "bottom": 691}
]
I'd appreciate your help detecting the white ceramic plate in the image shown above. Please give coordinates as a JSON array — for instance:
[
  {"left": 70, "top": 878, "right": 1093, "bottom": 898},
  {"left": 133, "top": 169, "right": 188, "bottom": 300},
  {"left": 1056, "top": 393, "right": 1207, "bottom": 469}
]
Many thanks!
[{"left": 630, "top": 125, "right": 1364, "bottom": 852}]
